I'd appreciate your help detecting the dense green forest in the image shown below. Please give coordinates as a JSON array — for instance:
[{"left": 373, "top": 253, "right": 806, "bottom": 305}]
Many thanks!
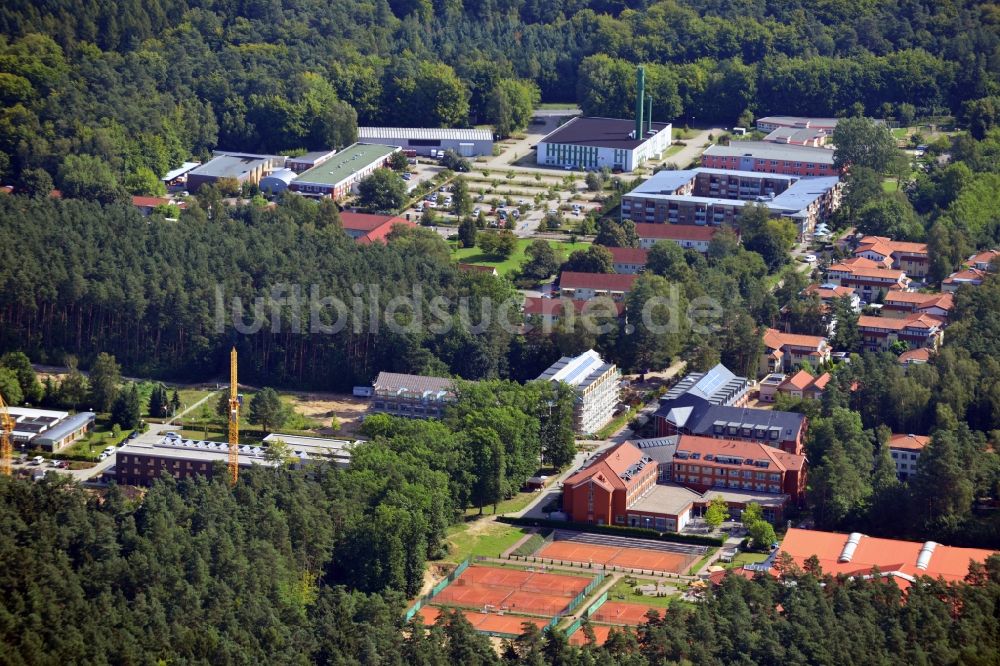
[
  {"left": 2, "top": 470, "right": 999, "bottom": 665},
  {"left": 1, "top": 0, "right": 999, "bottom": 192}
]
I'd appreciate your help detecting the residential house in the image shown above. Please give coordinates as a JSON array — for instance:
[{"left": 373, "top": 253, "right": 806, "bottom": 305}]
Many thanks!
[
  {"left": 634, "top": 223, "right": 721, "bottom": 253},
  {"left": 888, "top": 433, "right": 930, "bottom": 481},
  {"left": 522, "top": 297, "right": 623, "bottom": 329},
  {"left": 881, "top": 291, "right": 954, "bottom": 320},
  {"left": 854, "top": 236, "right": 930, "bottom": 280},
  {"left": 802, "top": 283, "right": 860, "bottom": 312},
  {"left": 761, "top": 328, "right": 831, "bottom": 375},
  {"left": 757, "top": 373, "right": 787, "bottom": 403},
  {"left": 340, "top": 212, "right": 416, "bottom": 244},
  {"left": 943, "top": 268, "right": 988, "bottom": 292},
  {"left": 825, "top": 257, "right": 911, "bottom": 299},
  {"left": 131, "top": 196, "right": 186, "bottom": 217},
  {"left": 777, "top": 370, "right": 830, "bottom": 400},
  {"left": 559, "top": 272, "right": 637, "bottom": 301},
  {"left": 605, "top": 246, "right": 649, "bottom": 274},
  {"left": 857, "top": 313, "right": 944, "bottom": 353},
  {"left": 965, "top": 249, "right": 1000, "bottom": 272},
  {"left": 898, "top": 348, "right": 932, "bottom": 367}
]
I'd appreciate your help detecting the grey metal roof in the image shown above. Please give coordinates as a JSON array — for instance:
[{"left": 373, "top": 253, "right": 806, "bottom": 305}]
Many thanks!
[
  {"left": 189, "top": 154, "right": 270, "bottom": 179},
  {"left": 31, "top": 412, "right": 95, "bottom": 445},
  {"left": 537, "top": 349, "right": 618, "bottom": 391},
  {"left": 539, "top": 116, "right": 671, "bottom": 150},
  {"left": 663, "top": 364, "right": 750, "bottom": 406},
  {"left": 359, "top": 126, "right": 493, "bottom": 142},
  {"left": 703, "top": 141, "right": 835, "bottom": 165},
  {"left": 756, "top": 116, "right": 840, "bottom": 129},
  {"left": 372, "top": 372, "right": 456, "bottom": 399}
]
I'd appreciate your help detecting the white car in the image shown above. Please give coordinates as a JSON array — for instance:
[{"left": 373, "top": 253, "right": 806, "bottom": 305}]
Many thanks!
[
  {"left": 804, "top": 254, "right": 817, "bottom": 263},
  {"left": 548, "top": 208, "right": 558, "bottom": 215},
  {"left": 103, "top": 446, "right": 116, "bottom": 456}
]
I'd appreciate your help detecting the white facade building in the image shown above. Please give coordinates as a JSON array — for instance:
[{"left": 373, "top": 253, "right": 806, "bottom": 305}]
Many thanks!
[
  {"left": 537, "top": 349, "right": 621, "bottom": 435},
  {"left": 536, "top": 117, "right": 672, "bottom": 172}
]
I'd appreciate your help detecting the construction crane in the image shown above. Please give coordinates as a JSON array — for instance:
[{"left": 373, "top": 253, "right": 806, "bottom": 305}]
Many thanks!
[
  {"left": 228, "top": 347, "right": 240, "bottom": 486},
  {"left": 0, "top": 392, "right": 13, "bottom": 477}
]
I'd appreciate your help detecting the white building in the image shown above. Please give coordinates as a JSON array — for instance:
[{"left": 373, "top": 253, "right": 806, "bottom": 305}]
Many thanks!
[
  {"left": 888, "top": 433, "right": 929, "bottom": 481},
  {"left": 358, "top": 127, "right": 493, "bottom": 157},
  {"left": 7, "top": 407, "right": 96, "bottom": 452},
  {"left": 536, "top": 117, "right": 672, "bottom": 172},
  {"left": 537, "top": 349, "right": 621, "bottom": 435}
]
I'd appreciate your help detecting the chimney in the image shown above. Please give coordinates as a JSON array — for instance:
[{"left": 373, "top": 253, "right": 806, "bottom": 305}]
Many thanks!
[
  {"left": 635, "top": 66, "right": 645, "bottom": 138},
  {"left": 647, "top": 96, "right": 653, "bottom": 134}
]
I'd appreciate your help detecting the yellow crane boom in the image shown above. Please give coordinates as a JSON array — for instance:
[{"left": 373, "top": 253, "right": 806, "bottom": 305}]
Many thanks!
[
  {"left": 0, "top": 392, "right": 12, "bottom": 477},
  {"left": 228, "top": 347, "right": 239, "bottom": 486}
]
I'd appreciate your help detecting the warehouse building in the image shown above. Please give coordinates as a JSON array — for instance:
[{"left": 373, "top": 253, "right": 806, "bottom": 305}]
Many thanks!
[
  {"left": 186, "top": 152, "right": 285, "bottom": 192},
  {"left": 7, "top": 407, "right": 96, "bottom": 452},
  {"left": 289, "top": 143, "right": 399, "bottom": 199},
  {"left": 358, "top": 127, "right": 493, "bottom": 157},
  {"left": 537, "top": 349, "right": 621, "bottom": 435},
  {"left": 258, "top": 168, "right": 297, "bottom": 195},
  {"left": 536, "top": 67, "right": 672, "bottom": 172}
]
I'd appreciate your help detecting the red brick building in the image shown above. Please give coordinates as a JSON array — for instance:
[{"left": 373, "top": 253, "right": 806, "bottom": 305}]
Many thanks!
[
  {"left": 561, "top": 441, "right": 658, "bottom": 526},
  {"left": 670, "top": 435, "right": 807, "bottom": 505}
]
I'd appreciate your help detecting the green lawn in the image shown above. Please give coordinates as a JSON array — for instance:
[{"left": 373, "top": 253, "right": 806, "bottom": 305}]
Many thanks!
[
  {"left": 723, "top": 551, "right": 768, "bottom": 569},
  {"left": 686, "top": 548, "right": 719, "bottom": 576},
  {"left": 882, "top": 179, "right": 899, "bottom": 192},
  {"left": 452, "top": 238, "right": 591, "bottom": 276},
  {"left": 662, "top": 144, "right": 684, "bottom": 159},
  {"left": 59, "top": 421, "right": 134, "bottom": 459},
  {"left": 593, "top": 411, "right": 632, "bottom": 440},
  {"left": 605, "top": 576, "right": 685, "bottom": 609},
  {"left": 538, "top": 103, "right": 578, "bottom": 110},
  {"left": 442, "top": 520, "right": 529, "bottom": 563}
]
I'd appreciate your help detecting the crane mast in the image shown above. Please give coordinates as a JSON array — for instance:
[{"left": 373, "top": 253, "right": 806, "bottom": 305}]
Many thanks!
[
  {"left": 228, "top": 347, "right": 239, "bottom": 486},
  {"left": 0, "top": 392, "right": 12, "bottom": 477}
]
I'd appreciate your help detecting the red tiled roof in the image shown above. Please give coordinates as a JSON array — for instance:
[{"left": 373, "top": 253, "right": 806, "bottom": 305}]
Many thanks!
[
  {"left": 856, "top": 236, "right": 928, "bottom": 257},
  {"left": 634, "top": 223, "right": 719, "bottom": 242},
  {"left": 889, "top": 433, "right": 930, "bottom": 451},
  {"left": 943, "top": 268, "right": 987, "bottom": 284},
  {"left": 883, "top": 292, "right": 953, "bottom": 310},
  {"left": 778, "top": 528, "right": 996, "bottom": 583},
  {"left": 763, "top": 327, "right": 827, "bottom": 351},
  {"left": 340, "top": 211, "right": 408, "bottom": 232},
  {"left": 810, "top": 372, "right": 831, "bottom": 390},
  {"left": 605, "top": 246, "right": 649, "bottom": 265},
  {"left": 898, "top": 348, "right": 932, "bottom": 364},
  {"left": 559, "top": 271, "right": 638, "bottom": 291},
  {"left": 676, "top": 434, "right": 805, "bottom": 472},
  {"left": 564, "top": 441, "right": 645, "bottom": 492},
  {"left": 966, "top": 249, "right": 1000, "bottom": 269},
  {"left": 828, "top": 258, "right": 907, "bottom": 281},
  {"left": 522, "top": 297, "right": 623, "bottom": 317},
  {"left": 780, "top": 370, "right": 817, "bottom": 391},
  {"left": 857, "top": 313, "right": 943, "bottom": 331}
]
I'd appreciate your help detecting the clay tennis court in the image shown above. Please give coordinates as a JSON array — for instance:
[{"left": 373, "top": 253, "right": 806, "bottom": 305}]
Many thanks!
[
  {"left": 590, "top": 601, "right": 663, "bottom": 626},
  {"left": 536, "top": 540, "right": 697, "bottom": 574},
  {"left": 433, "top": 565, "right": 593, "bottom": 617},
  {"left": 417, "top": 606, "right": 549, "bottom": 634},
  {"left": 569, "top": 624, "right": 618, "bottom": 646}
]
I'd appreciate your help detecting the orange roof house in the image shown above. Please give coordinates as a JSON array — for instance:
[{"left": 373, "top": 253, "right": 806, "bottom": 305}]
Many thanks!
[
  {"left": 562, "top": 441, "right": 658, "bottom": 526},
  {"left": 778, "top": 370, "right": 830, "bottom": 400},
  {"left": 339, "top": 212, "right": 415, "bottom": 244},
  {"left": 761, "top": 328, "right": 830, "bottom": 375},
  {"left": 777, "top": 528, "right": 995, "bottom": 584},
  {"left": 882, "top": 291, "right": 954, "bottom": 319},
  {"left": 855, "top": 236, "right": 929, "bottom": 279}
]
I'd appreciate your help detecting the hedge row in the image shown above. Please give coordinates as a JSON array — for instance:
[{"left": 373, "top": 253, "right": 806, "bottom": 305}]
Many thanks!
[{"left": 496, "top": 516, "right": 724, "bottom": 547}]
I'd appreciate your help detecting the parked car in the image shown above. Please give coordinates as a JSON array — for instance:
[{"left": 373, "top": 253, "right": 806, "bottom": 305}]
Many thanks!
[
  {"left": 165, "top": 431, "right": 180, "bottom": 439},
  {"left": 803, "top": 254, "right": 817, "bottom": 263},
  {"left": 103, "top": 446, "right": 116, "bottom": 456},
  {"left": 31, "top": 456, "right": 44, "bottom": 466}
]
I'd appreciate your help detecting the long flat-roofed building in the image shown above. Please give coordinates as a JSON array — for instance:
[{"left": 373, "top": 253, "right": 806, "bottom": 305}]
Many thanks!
[
  {"left": 186, "top": 152, "right": 285, "bottom": 192},
  {"left": 113, "top": 434, "right": 357, "bottom": 485},
  {"left": 558, "top": 271, "right": 637, "bottom": 301},
  {"left": 7, "top": 407, "right": 96, "bottom": 452},
  {"left": 537, "top": 349, "right": 621, "bottom": 434},
  {"left": 621, "top": 168, "right": 841, "bottom": 238},
  {"left": 369, "top": 371, "right": 458, "bottom": 419},
  {"left": 634, "top": 222, "right": 721, "bottom": 252},
  {"left": 289, "top": 143, "right": 399, "bottom": 200},
  {"left": 358, "top": 127, "right": 493, "bottom": 157},
  {"left": 701, "top": 141, "right": 839, "bottom": 177}
]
